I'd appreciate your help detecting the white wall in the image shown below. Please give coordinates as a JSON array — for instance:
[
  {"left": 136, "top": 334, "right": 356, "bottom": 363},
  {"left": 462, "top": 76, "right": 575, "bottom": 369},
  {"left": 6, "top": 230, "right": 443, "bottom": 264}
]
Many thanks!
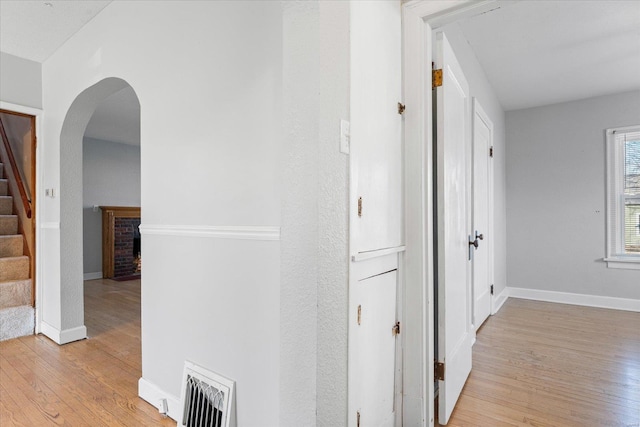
[
  {"left": 0, "top": 52, "right": 42, "bottom": 109},
  {"left": 43, "top": 1, "right": 282, "bottom": 424},
  {"left": 40, "top": 1, "right": 350, "bottom": 425},
  {"left": 316, "top": 3, "right": 349, "bottom": 425},
  {"left": 441, "top": 23, "right": 508, "bottom": 298},
  {"left": 82, "top": 137, "right": 141, "bottom": 275},
  {"left": 506, "top": 90, "right": 640, "bottom": 300}
]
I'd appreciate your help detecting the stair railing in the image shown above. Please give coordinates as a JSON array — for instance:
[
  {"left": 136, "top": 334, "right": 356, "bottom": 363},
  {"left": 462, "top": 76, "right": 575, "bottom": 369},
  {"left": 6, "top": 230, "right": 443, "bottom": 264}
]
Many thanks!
[{"left": 0, "top": 116, "right": 32, "bottom": 218}]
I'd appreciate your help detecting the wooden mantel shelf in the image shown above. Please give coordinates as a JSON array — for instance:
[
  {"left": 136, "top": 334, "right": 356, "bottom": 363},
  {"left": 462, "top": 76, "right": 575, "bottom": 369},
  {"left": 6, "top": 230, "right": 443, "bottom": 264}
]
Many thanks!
[{"left": 100, "top": 206, "right": 141, "bottom": 279}]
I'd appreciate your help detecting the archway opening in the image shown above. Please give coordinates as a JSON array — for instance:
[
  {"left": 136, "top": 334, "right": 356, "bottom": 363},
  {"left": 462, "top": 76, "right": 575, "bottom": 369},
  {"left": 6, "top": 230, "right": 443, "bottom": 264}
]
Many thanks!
[{"left": 59, "top": 78, "right": 140, "bottom": 341}]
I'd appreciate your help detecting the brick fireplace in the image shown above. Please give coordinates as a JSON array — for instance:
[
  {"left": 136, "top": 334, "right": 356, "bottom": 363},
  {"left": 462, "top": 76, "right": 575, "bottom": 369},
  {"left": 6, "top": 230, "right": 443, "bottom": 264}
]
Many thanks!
[{"left": 100, "top": 206, "right": 141, "bottom": 279}]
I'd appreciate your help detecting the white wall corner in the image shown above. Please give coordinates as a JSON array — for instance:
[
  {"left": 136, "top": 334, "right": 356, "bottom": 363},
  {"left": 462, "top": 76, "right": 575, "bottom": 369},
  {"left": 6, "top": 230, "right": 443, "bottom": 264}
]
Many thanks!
[
  {"left": 83, "top": 272, "right": 103, "bottom": 281},
  {"left": 507, "top": 287, "right": 640, "bottom": 312},
  {"left": 40, "top": 322, "right": 87, "bottom": 345},
  {"left": 491, "top": 286, "right": 509, "bottom": 314},
  {"left": 138, "top": 377, "right": 181, "bottom": 422}
]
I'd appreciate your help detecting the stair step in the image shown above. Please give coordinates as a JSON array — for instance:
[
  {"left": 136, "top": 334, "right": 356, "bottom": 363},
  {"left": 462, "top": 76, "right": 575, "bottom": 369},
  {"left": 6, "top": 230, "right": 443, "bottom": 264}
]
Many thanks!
[
  {"left": 0, "top": 235, "right": 23, "bottom": 257},
  {"left": 0, "top": 305, "right": 34, "bottom": 341},
  {"left": 0, "top": 215, "right": 18, "bottom": 235},
  {"left": 0, "top": 256, "right": 29, "bottom": 281},
  {"left": 0, "top": 179, "right": 7, "bottom": 196},
  {"left": 0, "top": 279, "right": 31, "bottom": 309},
  {"left": 0, "top": 196, "right": 12, "bottom": 215}
]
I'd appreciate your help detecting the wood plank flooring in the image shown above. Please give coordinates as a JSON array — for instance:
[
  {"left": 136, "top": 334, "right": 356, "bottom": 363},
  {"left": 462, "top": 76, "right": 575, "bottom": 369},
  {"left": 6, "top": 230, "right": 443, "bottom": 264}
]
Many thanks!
[
  {"left": 1, "top": 283, "right": 639, "bottom": 426},
  {"left": 0, "top": 278, "right": 174, "bottom": 426},
  {"left": 446, "top": 298, "right": 640, "bottom": 426}
]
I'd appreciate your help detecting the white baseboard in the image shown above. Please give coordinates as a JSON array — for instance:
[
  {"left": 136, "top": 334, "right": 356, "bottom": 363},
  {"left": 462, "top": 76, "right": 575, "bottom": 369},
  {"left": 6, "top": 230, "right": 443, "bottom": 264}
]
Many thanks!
[
  {"left": 491, "top": 287, "right": 509, "bottom": 314},
  {"left": 507, "top": 287, "right": 640, "bottom": 312},
  {"left": 40, "top": 322, "right": 87, "bottom": 345},
  {"left": 138, "top": 377, "right": 180, "bottom": 422},
  {"left": 83, "top": 272, "right": 102, "bottom": 281}
]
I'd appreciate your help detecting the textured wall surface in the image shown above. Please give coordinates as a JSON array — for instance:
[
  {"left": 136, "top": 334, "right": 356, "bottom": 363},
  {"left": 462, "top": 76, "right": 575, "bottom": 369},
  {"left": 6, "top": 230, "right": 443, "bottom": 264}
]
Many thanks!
[
  {"left": 506, "top": 90, "right": 640, "bottom": 299},
  {"left": 280, "top": 2, "right": 319, "bottom": 425},
  {"left": 317, "top": 2, "right": 349, "bottom": 425}
]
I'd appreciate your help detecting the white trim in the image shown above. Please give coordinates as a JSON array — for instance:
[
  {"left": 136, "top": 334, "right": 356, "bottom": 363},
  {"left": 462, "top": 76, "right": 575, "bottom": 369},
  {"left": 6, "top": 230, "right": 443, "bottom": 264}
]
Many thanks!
[
  {"left": 403, "top": 2, "right": 492, "bottom": 426},
  {"left": 138, "top": 377, "right": 180, "bottom": 422},
  {"left": 0, "top": 101, "right": 42, "bottom": 117},
  {"left": 351, "top": 245, "right": 406, "bottom": 262},
  {"left": 605, "top": 125, "right": 640, "bottom": 269},
  {"left": 491, "top": 286, "right": 508, "bottom": 314},
  {"left": 0, "top": 101, "right": 44, "bottom": 335},
  {"left": 139, "top": 224, "right": 280, "bottom": 241},
  {"left": 508, "top": 287, "right": 640, "bottom": 312},
  {"left": 83, "top": 272, "right": 103, "bottom": 280},
  {"left": 40, "top": 222, "right": 59, "bottom": 229},
  {"left": 40, "top": 322, "right": 87, "bottom": 345},
  {"left": 603, "top": 257, "right": 640, "bottom": 270}
]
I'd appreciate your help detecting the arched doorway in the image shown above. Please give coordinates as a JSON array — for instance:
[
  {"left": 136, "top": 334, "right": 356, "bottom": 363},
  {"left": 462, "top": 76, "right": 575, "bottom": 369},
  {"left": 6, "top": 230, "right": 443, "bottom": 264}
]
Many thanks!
[{"left": 58, "top": 78, "right": 140, "bottom": 340}]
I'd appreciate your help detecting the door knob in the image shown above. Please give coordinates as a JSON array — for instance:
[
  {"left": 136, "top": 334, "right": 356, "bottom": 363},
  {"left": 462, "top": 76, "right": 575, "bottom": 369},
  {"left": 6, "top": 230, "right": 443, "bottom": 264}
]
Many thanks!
[
  {"left": 469, "top": 238, "right": 479, "bottom": 249},
  {"left": 476, "top": 231, "right": 484, "bottom": 241}
]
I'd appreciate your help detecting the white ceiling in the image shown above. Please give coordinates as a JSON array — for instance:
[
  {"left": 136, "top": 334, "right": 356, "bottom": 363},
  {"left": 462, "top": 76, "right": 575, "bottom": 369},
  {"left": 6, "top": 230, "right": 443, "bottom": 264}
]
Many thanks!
[
  {"left": 1, "top": 0, "right": 639, "bottom": 129},
  {"left": 457, "top": 0, "right": 640, "bottom": 111},
  {"left": 0, "top": 0, "right": 112, "bottom": 63}
]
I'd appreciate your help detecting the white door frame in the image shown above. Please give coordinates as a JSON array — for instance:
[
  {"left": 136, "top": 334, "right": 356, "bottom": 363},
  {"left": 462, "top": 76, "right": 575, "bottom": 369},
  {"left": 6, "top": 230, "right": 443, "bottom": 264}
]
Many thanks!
[
  {"left": 0, "top": 100, "right": 43, "bottom": 334},
  {"left": 401, "top": 1, "right": 500, "bottom": 425}
]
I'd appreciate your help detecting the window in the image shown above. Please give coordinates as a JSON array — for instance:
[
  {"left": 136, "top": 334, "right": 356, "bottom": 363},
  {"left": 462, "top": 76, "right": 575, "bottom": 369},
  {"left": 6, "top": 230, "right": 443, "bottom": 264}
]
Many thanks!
[{"left": 605, "top": 125, "right": 640, "bottom": 269}]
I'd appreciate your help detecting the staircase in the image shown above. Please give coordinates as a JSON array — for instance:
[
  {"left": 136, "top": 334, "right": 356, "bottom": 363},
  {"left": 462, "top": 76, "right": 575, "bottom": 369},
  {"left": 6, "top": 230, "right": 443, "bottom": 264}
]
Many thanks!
[{"left": 0, "top": 160, "right": 34, "bottom": 341}]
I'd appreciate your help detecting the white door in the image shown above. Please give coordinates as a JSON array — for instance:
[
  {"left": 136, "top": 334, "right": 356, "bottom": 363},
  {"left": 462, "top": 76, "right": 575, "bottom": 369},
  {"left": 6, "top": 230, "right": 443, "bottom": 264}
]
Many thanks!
[
  {"left": 435, "top": 32, "right": 473, "bottom": 425},
  {"left": 472, "top": 99, "right": 493, "bottom": 329},
  {"left": 351, "top": 270, "right": 398, "bottom": 427}
]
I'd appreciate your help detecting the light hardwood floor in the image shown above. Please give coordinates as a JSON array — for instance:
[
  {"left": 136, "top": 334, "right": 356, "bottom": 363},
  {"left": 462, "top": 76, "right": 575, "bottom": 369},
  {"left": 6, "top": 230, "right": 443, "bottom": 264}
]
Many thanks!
[
  {"left": 0, "top": 278, "right": 174, "bottom": 426},
  {"left": 1, "top": 284, "right": 639, "bottom": 426},
  {"left": 446, "top": 298, "right": 640, "bottom": 426}
]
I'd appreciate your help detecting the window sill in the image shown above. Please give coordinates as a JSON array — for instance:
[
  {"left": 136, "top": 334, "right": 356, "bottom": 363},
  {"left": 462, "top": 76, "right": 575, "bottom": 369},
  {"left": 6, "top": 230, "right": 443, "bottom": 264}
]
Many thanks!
[{"left": 603, "top": 257, "right": 640, "bottom": 270}]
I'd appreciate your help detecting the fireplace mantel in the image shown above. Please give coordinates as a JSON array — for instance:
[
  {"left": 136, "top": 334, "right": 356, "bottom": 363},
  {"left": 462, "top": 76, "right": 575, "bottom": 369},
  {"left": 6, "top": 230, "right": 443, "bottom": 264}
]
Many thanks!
[{"left": 100, "top": 206, "right": 141, "bottom": 279}]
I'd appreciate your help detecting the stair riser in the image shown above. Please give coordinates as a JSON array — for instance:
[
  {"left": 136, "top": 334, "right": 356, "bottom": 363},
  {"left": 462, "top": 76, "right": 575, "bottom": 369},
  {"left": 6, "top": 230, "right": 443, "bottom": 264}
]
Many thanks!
[
  {"left": 0, "top": 163, "right": 3, "bottom": 178},
  {"left": 0, "top": 306, "right": 34, "bottom": 341},
  {"left": 0, "top": 235, "right": 23, "bottom": 257},
  {"left": 0, "top": 215, "right": 18, "bottom": 235},
  {"left": 0, "top": 196, "right": 12, "bottom": 215},
  {"left": 0, "top": 257, "right": 29, "bottom": 281},
  {"left": 0, "top": 280, "right": 31, "bottom": 309},
  {"left": 0, "top": 180, "right": 7, "bottom": 197}
]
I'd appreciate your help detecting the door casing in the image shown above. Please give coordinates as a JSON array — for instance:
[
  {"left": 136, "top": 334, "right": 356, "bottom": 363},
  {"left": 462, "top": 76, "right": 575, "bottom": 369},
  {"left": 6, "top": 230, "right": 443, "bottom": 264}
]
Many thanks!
[
  {"left": 0, "top": 100, "right": 43, "bottom": 334},
  {"left": 402, "top": 1, "right": 502, "bottom": 426}
]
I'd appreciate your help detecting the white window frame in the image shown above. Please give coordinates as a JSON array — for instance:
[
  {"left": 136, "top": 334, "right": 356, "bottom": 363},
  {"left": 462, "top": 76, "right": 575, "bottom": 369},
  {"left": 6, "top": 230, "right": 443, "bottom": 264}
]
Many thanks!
[{"left": 605, "top": 125, "right": 640, "bottom": 270}]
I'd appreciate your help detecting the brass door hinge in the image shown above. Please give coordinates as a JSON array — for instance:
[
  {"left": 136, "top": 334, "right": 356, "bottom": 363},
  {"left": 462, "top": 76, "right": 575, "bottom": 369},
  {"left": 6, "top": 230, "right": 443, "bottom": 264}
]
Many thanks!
[
  {"left": 357, "top": 197, "right": 363, "bottom": 217},
  {"left": 490, "top": 284, "right": 494, "bottom": 295},
  {"left": 392, "top": 321, "right": 400, "bottom": 336},
  {"left": 357, "top": 305, "right": 362, "bottom": 325},
  {"left": 432, "top": 69, "right": 443, "bottom": 89},
  {"left": 357, "top": 411, "right": 361, "bottom": 427},
  {"left": 397, "top": 102, "right": 406, "bottom": 115},
  {"left": 435, "top": 361, "right": 445, "bottom": 381},
  {"left": 490, "top": 146, "right": 494, "bottom": 158}
]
